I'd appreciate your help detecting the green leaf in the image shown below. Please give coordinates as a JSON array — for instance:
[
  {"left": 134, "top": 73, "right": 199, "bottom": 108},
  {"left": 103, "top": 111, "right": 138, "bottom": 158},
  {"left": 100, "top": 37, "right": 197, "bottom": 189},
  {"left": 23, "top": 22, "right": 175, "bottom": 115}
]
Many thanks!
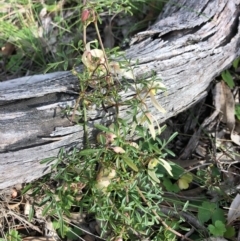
[
  {"left": 21, "top": 183, "right": 33, "bottom": 194},
  {"left": 208, "top": 220, "right": 226, "bottom": 237},
  {"left": 122, "top": 155, "right": 138, "bottom": 172},
  {"left": 7, "top": 230, "right": 21, "bottom": 241},
  {"left": 221, "top": 70, "right": 234, "bottom": 88},
  {"left": 40, "top": 157, "right": 56, "bottom": 164},
  {"left": 79, "top": 149, "right": 101, "bottom": 155},
  {"left": 158, "top": 158, "right": 173, "bottom": 176},
  {"left": 66, "top": 226, "right": 83, "bottom": 240},
  {"left": 224, "top": 225, "right": 235, "bottom": 239},
  {"left": 63, "top": 60, "right": 68, "bottom": 71},
  {"left": 148, "top": 169, "right": 160, "bottom": 184},
  {"left": 198, "top": 201, "right": 217, "bottom": 223},
  {"left": 165, "top": 132, "right": 178, "bottom": 145},
  {"left": 57, "top": 211, "right": 64, "bottom": 238},
  {"left": 183, "top": 201, "right": 189, "bottom": 212},
  {"left": 94, "top": 123, "right": 114, "bottom": 133},
  {"left": 212, "top": 208, "right": 225, "bottom": 224},
  {"left": 42, "top": 201, "right": 52, "bottom": 216},
  {"left": 235, "top": 104, "right": 240, "bottom": 120},
  {"left": 163, "top": 178, "right": 180, "bottom": 193},
  {"left": 233, "top": 57, "right": 240, "bottom": 70},
  {"left": 28, "top": 205, "right": 34, "bottom": 222},
  {"left": 164, "top": 148, "right": 176, "bottom": 157}
]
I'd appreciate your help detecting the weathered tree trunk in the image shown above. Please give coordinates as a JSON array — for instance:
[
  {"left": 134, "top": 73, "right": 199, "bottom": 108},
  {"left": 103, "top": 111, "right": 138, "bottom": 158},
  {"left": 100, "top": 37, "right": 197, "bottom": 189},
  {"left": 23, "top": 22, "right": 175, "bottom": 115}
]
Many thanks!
[{"left": 1, "top": 0, "right": 240, "bottom": 189}]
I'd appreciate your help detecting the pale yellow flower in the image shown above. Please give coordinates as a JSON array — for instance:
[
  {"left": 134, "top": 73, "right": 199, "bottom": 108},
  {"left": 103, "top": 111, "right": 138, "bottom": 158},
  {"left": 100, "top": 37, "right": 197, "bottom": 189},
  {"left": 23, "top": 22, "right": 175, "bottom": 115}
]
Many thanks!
[
  {"left": 141, "top": 112, "right": 161, "bottom": 140},
  {"left": 130, "top": 112, "right": 161, "bottom": 140},
  {"left": 81, "top": 40, "right": 105, "bottom": 73}
]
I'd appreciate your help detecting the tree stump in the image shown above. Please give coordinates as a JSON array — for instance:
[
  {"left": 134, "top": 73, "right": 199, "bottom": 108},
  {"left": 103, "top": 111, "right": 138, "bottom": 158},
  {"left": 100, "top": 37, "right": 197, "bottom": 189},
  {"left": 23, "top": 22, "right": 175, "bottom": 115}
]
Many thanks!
[{"left": 1, "top": 0, "right": 240, "bottom": 189}]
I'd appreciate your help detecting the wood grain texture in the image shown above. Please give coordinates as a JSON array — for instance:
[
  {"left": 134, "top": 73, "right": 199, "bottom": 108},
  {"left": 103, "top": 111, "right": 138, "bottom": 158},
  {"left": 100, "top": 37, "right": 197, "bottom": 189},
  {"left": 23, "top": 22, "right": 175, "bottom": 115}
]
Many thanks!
[{"left": 1, "top": 0, "right": 240, "bottom": 189}]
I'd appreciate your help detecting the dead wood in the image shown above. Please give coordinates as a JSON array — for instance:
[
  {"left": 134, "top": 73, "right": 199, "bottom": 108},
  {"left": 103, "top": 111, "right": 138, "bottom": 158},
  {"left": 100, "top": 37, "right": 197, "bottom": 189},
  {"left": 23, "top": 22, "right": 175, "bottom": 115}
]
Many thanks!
[{"left": 1, "top": 0, "right": 240, "bottom": 189}]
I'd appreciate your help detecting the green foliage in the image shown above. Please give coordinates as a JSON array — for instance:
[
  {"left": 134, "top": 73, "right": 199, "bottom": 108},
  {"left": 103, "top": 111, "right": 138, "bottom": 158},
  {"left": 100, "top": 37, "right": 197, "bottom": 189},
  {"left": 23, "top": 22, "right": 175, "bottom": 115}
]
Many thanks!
[
  {"left": 224, "top": 225, "right": 236, "bottom": 239},
  {"left": 121, "top": 154, "right": 139, "bottom": 172},
  {"left": 233, "top": 57, "right": 240, "bottom": 70},
  {"left": 208, "top": 220, "right": 226, "bottom": 237},
  {"left": 162, "top": 178, "right": 180, "bottom": 193},
  {"left": 0, "top": 230, "right": 22, "bottom": 241},
  {"left": 198, "top": 201, "right": 225, "bottom": 224},
  {"left": 221, "top": 70, "right": 235, "bottom": 88},
  {"left": 235, "top": 104, "right": 240, "bottom": 120}
]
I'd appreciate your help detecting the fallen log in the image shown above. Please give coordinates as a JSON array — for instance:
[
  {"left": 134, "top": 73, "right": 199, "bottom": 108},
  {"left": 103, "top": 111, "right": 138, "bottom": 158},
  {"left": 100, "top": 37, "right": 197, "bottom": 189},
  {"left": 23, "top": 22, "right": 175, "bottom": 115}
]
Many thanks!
[{"left": 1, "top": 0, "right": 240, "bottom": 189}]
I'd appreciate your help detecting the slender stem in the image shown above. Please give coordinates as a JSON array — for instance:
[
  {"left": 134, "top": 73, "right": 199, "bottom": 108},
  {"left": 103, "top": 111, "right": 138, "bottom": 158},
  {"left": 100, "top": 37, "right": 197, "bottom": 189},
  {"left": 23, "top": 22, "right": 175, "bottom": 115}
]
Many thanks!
[
  {"left": 94, "top": 20, "right": 113, "bottom": 84},
  {"left": 82, "top": 98, "right": 89, "bottom": 147},
  {"left": 83, "top": 25, "right": 87, "bottom": 47},
  {"left": 71, "top": 94, "right": 81, "bottom": 123},
  {"left": 82, "top": 0, "right": 87, "bottom": 46}
]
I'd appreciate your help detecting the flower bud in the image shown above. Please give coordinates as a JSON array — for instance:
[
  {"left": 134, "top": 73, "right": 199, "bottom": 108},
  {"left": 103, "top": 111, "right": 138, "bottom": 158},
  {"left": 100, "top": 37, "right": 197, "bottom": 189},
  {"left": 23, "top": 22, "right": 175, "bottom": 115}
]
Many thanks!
[{"left": 81, "top": 9, "right": 90, "bottom": 22}]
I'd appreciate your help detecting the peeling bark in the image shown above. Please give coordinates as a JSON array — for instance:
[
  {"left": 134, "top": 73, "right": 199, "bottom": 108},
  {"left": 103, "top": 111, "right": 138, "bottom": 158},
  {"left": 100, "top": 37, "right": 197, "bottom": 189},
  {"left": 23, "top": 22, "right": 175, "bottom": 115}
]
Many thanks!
[{"left": 1, "top": 0, "right": 240, "bottom": 189}]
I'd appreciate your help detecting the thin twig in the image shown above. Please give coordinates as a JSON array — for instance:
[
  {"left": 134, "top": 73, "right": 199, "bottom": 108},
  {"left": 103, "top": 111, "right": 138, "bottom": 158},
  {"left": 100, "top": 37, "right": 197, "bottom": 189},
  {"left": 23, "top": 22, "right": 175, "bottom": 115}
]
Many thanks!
[
  {"left": 93, "top": 20, "right": 113, "bottom": 85},
  {"left": 159, "top": 206, "right": 208, "bottom": 237},
  {"left": 71, "top": 93, "right": 81, "bottom": 123},
  {"left": 8, "top": 210, "right": 43, "bottom": 234}
]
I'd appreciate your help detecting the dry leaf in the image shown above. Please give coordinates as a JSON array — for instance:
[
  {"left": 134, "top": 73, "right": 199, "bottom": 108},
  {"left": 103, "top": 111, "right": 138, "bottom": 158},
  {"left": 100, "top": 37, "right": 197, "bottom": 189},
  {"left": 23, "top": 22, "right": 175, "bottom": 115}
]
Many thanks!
[
  {"left": 1, "top": 42, "right": 15, "bottom": 56},
  {"left": 23, "top": 237, "right": 55, "bottom": 241},
  {"left": 96, "top": 167, "right": 116, "bottom": 192},
  {"left": 177, "top": 173, "right": 193, "bottom": 190},
  {"left": 24, "top": 200, "right": 31, "bottom": 216},
  {"left": 183, "top": 81, "right": 237, "bottom": 159},
  {"left": 227, "top": 193, "right": 240, "bottom": 224},
  {"left": 230, "top": 131, "right": 240, "bottom": 145},
  {"left": 112, "top": 146, "right": 125, "bottom": 153},
  {"left": 143, "top": 112, "right": 161, "bottom": 139},
  {"left": 7, "top": 195, "right": 23, "bottom": 209},
  {"left": 45, "top": 218, "right": 57, "bottom": 237},
  {"left": 149, "top": 90, "right": 166, "bottom": 113},
  {"left": 128, "top": 141, "right": 139, "bottom": 149},
  {"left": 69, "top": 212, "right": 86, "bottom": 223},
  {"left": 221, "top": 81, "right": 235, "bottom": 131},
  {"left": 83, "top": 234, "right": 95, "bottom": 241},
  {"left": 97, "top": 132, "right": 116, "bottom": 145}
]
